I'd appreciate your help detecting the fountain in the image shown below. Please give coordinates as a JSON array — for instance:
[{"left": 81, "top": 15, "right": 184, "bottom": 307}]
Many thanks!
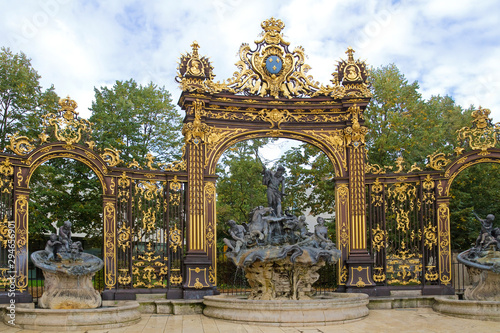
[
  {"left": 31, "top": 221, "right": 103, "bottom": 309},
  {"left": 4, "top": 221, "right": 141, "bottom": 330},
  {"left": 203, "top": 165, "right": 369, "bottom": 326},
  {"left": 433, "top": 212, "right": 500, "bottom": 321}
]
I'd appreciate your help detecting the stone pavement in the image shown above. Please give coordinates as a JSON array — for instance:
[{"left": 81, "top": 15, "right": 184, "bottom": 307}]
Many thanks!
[{"left": 0, "top": 308, "right": 498, "bottom": 333}]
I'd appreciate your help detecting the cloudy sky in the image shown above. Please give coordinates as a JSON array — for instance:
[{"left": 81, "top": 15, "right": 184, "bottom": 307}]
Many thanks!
[{"left": 1, "top": 0, "right": 500, "bottom": 124}]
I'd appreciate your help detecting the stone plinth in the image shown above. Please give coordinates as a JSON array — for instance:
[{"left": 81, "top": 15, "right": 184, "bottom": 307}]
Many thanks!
[{"left": 203, "top": 293, "right": 369, "bottom": 326}]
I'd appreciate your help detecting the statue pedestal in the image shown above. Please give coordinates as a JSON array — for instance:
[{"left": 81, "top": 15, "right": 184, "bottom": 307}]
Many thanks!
[
  {"left": 228, "top": 244, "right": 341, "bottom": 300},
  {"left": 464, "top": 267, "right": 500, "bottom": 301},
  {"left": 31, "top": 251, "right": 103, "bottom": 309},
  {"left": 39, "top": 269, "right": 101, "bottom": 309}
]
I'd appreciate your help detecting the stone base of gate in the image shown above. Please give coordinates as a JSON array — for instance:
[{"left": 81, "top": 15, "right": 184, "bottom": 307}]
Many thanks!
[
  {"left": 1, "top": 301, "right": 141, "bottom": 331},
  {"left": 203, "top": 293, "right": 369, "bottom": 326}
]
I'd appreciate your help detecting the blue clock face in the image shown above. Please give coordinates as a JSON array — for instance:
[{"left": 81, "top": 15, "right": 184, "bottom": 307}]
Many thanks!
[{"left": 265, "top": 55, "right": 282, "bottom": 74}]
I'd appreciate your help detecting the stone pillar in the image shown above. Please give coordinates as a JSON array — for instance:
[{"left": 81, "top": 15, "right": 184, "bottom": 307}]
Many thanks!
[
  {"left": 344, "top": 105, "right": 375, "bottom": 292},
  {"left": 182, "top": 100, "right": 215, "bottom": 298}
]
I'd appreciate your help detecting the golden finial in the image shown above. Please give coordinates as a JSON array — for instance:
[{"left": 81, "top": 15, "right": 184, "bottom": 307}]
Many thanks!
[
  {"left": 191, "top": 41, "right": 200, "bottom": 58},
  {"left": 261, "top": 17, "right": 285, "bottom": 33},
  {"left": 345, "top": 47, "right": 355, "bottom": 62}
]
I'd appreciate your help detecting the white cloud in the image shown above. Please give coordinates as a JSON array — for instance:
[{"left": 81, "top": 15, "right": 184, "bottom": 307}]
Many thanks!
[{"left": 1, "top": 0, "right": 499, "bottom": 122}]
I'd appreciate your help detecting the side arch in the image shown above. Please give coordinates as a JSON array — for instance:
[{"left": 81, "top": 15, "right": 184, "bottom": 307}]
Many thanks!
[
  {"left": 24, "top": 142, "right": 113, "bottom": 195},
  {"left": 443, "top": 148, "right": 500, "bottom": 196}
]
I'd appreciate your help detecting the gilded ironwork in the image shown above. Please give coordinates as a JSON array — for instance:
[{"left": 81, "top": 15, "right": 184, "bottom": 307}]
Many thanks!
[
  {"left": 372, "top": 224, "right": 386, "bottom": 252},
  {"left": 426, "top": 151, "right": 451, "bottom": 170},
  {"left": 373, "top": 266, "right": 386, "bottom": 283},
  {"left": 7, "top": 133, "right": 35, "bottom": 155},
  {"left": 169, "top": 225, "right": 182, "bottom": 252},
  {"left": 457, "top": 107, "right": 500, "bottom": 152},
  {"left": 177, "top": 18, "right": 370, "bottom": 100},
  {"left": 101, "top": 147, "right": 122, "bottom": 167}
]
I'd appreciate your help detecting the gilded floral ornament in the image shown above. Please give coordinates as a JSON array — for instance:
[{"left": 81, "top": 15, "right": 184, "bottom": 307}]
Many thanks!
[
  {"left": 457, "top": 107, "right": 500, "bottom": 152},
  {"left": 344, "top": 105, "right": 367, "bottom": 146}
]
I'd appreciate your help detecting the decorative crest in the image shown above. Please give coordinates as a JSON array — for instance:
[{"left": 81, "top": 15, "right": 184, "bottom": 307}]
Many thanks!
[
  {"left": 42, "top": 96, "right": 92, "bottom": 147},
  {"left": 176, "top": 18, "right": 372, "bottom": 100},
  {"left": 457, "top": 107, "right": 500, "bottom": 153}
]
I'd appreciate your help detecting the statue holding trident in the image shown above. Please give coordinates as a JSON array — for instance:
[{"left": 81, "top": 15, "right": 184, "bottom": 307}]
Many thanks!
[{"left": 262, "top": 164, "right": 286, "bottom": 217}]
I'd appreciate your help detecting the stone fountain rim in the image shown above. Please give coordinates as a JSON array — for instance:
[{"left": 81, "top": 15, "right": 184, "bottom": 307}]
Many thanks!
[
  {"left": 30, "top": 250, "right": 104, "bottom": 274},
  {"left": 457, "top": 248, "right": 499, "bottom": 271},
  {"left": 203, "top": 293, "right": 370, "bottom": 326},
  {"left": 3, "top": 301, "right": 142, "bottom": 331},
  {"left": 205, "top": 292, "right": 368, "bottom": 303}
]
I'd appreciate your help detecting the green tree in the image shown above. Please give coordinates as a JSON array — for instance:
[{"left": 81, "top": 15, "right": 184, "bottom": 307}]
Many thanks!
[
  {"left": 29, "top": 158, "right": 102, "bottom": 246},
  {"left": 89, "top": 79, "right": 183, "bottom": 165},
  {"left": 365, "top": 64, "right": 472, "bottom": 166},
  {"left": 277, "top": 144, "right": 336, "bottom": 217},
  {"left": 215, "top": 139, "right": 271, "bottom": 250},
  {"left": 449, "top": 163, "right": 500, "bottom": 251},
  {"left": 0, "top": 47, "right": 59, "bottom": 149}
]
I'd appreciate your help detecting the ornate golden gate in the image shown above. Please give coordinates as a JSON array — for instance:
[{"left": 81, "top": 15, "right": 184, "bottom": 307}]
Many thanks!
[{"left": 2, "top": 18, "right": 500, "bottom": 301}]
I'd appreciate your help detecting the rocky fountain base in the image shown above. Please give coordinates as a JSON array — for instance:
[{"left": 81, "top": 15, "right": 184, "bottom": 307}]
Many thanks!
[
  {"left": 205, "top": 210, "right": 370, "bottom": 325},
  {"left": 433, "top": 213, "right": 500, "bottom": 322}
]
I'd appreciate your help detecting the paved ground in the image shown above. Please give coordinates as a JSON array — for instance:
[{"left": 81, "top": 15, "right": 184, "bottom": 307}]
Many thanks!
[{"left": 0, "top": 308, "right": 498, "bottom": 333}]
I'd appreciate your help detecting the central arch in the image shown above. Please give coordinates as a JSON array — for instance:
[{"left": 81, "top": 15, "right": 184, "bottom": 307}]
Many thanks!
[{"left": 176, "top": 18, "right": 376, "bottom": 296}]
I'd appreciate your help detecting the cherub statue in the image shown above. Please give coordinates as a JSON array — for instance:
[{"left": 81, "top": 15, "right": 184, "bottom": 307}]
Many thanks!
[
  {"left": 58, "top": 220, "right": 72, "bottom": 252},
  {"left": 44, "top": 233, "right": 61, "bottom": 261}
]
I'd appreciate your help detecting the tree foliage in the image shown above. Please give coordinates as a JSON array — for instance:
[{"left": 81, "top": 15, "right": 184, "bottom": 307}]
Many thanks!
[
  {"left": 89, "top": 79, "right": 183, "bottom": 165},
  {"left": 277, "top": 144, "right": 335, "bottom": 217},
  {"left": 0, "top": 47, "right": 59, "bottom": 150},
  {"left": 29, "top": 158, "right": 102, "bottom": 246},
  {"left": 449, "top": 163, "right": 500, "bottom": 251},
  {"left": 215, "top": 139, "right": 271, "bottom": 250},
  {"left": 365, "top": 64, "right": 472, "bottom": 166}
]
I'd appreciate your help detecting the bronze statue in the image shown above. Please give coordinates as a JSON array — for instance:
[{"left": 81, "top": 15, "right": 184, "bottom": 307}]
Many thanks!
[
  {"left": 223, "top": 219, "right": 247, "bottom": 252},
  {"left": 262, "top": 165, "right": 285, "bottom": 217}
]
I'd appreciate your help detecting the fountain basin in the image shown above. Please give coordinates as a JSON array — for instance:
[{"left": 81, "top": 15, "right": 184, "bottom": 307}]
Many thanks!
[
  {"left": 2, "top": 301, "right": 141, "bottom": 331},
  {"left": 203, "top": 293, "right": 369, "bottom": 326},
  {"left": 31, "top": 250, "right": 104, "bottom": 309},
  {"left": 433, "top": 297, "right": 500, "bottom": 322}
]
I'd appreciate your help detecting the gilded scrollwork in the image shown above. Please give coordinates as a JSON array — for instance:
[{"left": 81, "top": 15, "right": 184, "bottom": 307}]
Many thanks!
[
  {"left": 7, "top": 133, "right": 35, "bottom": 155},
  {"left": 169, "top": 225, "right": 182, "bottom": 252},
  {"left": 372, "top": 224, "right": 386, "bottom": 252},
  {"left": 101, "top": 147, "right": 122, "bottom": 167},
  {"left": 426, "top": 151, "right": 451, "bottom": 171}
]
